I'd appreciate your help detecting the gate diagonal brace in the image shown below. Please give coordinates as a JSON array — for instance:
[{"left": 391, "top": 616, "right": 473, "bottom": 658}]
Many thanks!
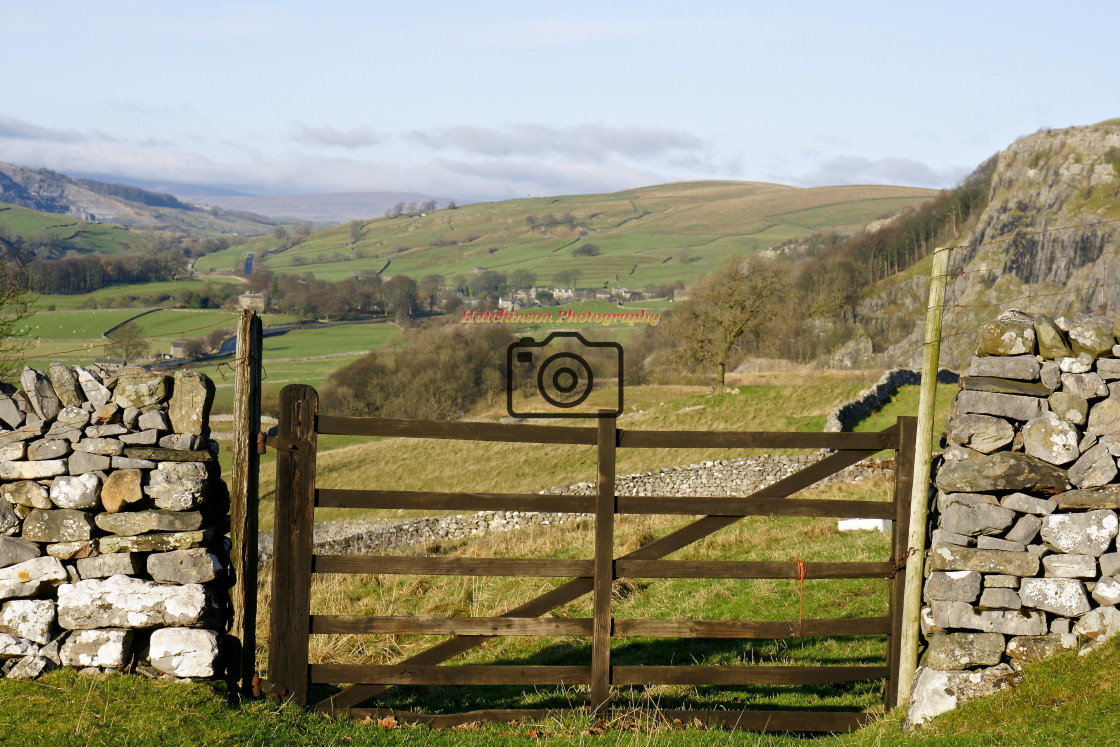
[{"left": 316, "top": 437, "right": 892, "bottom": 713}]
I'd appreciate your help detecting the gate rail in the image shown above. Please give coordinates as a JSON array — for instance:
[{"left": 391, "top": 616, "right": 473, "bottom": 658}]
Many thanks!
[{"left": 265, "top": 384, "right": 917, "bottom": 733}]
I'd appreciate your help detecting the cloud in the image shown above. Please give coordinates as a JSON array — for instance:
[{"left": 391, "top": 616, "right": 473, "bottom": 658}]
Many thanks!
[
  {"left": 0, "top": 115, "right": 86, "bottom": 143},
  {"left": 406, "top": 123, "right": 703, "bottom": 161},
  {"left": 793, "top": 155, "right": 971, "bottom": 188},
  {"left": 293, "top": 123, "right": 381, "bottom": 149}
]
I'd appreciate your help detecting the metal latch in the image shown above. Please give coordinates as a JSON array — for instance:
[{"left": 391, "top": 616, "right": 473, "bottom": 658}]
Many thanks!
[{"left": 256, "top": 432, "right": 306, "bottom": 455}]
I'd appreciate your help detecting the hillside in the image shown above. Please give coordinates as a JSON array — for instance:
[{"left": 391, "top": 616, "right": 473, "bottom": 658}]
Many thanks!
[
  {"left": 0, "top": 202, "right": 153, "bottom": 256},
  {"left": 825, "top": 120, "right": 1120, "bottom": 370},
  {"left": 182, "top": 190, "right": 451, "bottom": 223},
  {"left": 0, "top": 162, "right": 280, "bottom": 235},
  {"left": 193, "top": 180, "right": 936, "bottom": 289}
]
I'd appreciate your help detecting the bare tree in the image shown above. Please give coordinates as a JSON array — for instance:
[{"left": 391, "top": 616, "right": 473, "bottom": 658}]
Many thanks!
[
  {"left": 106, "top": 321, "right": 151, "bottom": 363},
  {"left": 667, "top": 255, "right": 788, "bottom": 388}
]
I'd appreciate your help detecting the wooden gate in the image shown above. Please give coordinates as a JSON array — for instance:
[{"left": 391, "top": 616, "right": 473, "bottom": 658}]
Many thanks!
[{"left": 265, "top": 384, "right": 917, "bottom": 733}]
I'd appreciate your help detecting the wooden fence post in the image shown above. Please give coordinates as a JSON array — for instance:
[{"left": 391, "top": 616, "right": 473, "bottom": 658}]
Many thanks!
[
  {"left": 896, "top": 246, "right": 950, "bottom": 708},
  {"left": 229, "top": 310, "right": 262, "bottom": 697},
  {"left": 268, "top": 384, "right": 319, "bottom": 704},
  {"left": 885, "top": 415, "right": 917, "bottom": 710},
  {"left": 591, "top": 413, "right": 617, "bottom": 712}
]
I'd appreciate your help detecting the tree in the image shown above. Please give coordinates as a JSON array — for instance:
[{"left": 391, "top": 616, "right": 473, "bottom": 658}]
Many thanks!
[
  {"left": 571, "top": 243, "right": 600, "bottom": 257},
  {"left": 106, "top": 321, "right": 151, "bottom": 363},
  {"left": 509, "top": 269, "right": 537, "bottom": 290},
  {"left": 667, "top": 255, "right": 788, "bottom": 388},
  {"left": 553, "top": 269, "right": 582, "bottom": 289},
  {"left": 0, "top": 256, "right": 34, "bottom": 381}
]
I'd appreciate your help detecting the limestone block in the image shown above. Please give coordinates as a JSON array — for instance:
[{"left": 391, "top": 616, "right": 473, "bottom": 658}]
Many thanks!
[
  {"left": 939, "top": 494, "right": 1015, "bottom": 536},
  {"left": 1019, "top": 577, "right": 1091, "bottom": 616},
  {"left": 111, "top": 457, "right": 155, "bottom": 469},
  {"left": 1040, "top": 510, "right": 1118, "bottom": 556},
  {"left": 1041, "top": 361, "right": 1062, "bottom": 390},
  {"left": 946, "top": 414, "right": 1015, "bottom": 454},
  {"left": 73, "top": 438, "right": 124, "bottom": 456},
  {"left": 1054, "top": 485, "right": 1120, "bottom": 509},
  {"left": 147, "top": 548, "right": 221, "bottom": 584},
  {"left": 1000, "top": 492, "right": 1057, "bottom": 515},
  {"left": 66, "top": 451, "right": 112, "bottom": 474},
  {"left": 0, "top": 460, "right": 67, "bottom": 480},
  {"left": 0, "top": 393, "right": 24, "bottom": 429},
  {"left": 119, "top": 430, "right": 159, "bottom": 446},
  {"left": 123, "top": 447, "right": 214, "bottom": 463},
  {"left": 84, "top": 424, "right": 127, "bottom": 438},
  {"left": 46, "top": 364, "right": 82, "bottom": 408},
  {"left": 0, "top": 537, "right": 41, "bottom": 568},
  {"left": 22, "top": 509, "right": 96, "bottom": 544},
  {"left": 925, "top": 632, "right": 1004, "bottom": 670},
  {"left": 1102, "top": 552, "right": 1120, "bottom": 576},
  {"left": 1087, "top": 397, "right": 1120, "bottom": 435},
  {"left": 57, "top": 576, "right": 213, "bottom": 629},
  {"left": 1034, "top": 315, "right": 1073, "bottom": 359},
  {"left": 89, "top": 402, "right": 120, "bottom": 425},
  {"left": 1059, "top": 353, "right": 1095, "bottom": 374},
  {"left": 935, "top": 452, "right": 1068, "bottom": 495},
  {"left": 169, "top": 370, "right": 215, "bottom": 438},
  {"left": 1067, "top": 444, "right": 1118, "bottom": 488},
  {"left": 98, "top": 528, "right": 215, "bottom": 554},
  {"left": 1072, "top": 606, "right": 1120, "bottom": 641},
  {"left": 975, "top": 320, "right": 1036, "bottom": 356},
  {"left": 1021, "top": 413, "right": 1080, "bottom": 465},
  {"left": 1006, "top": 634, "right": 1077, "bottom": 661},
  {"left": 906, "top": 664, "right": 1017, "bottom": 729},
  {"left": 1, "top": 481, "right": 52, "bottom": 510},
  {"left": 100, "top": 469, "right": 145, "bottom": 514},
  {"left": 955, "top": 390, "right": 1044, "bottom": 422},
  {"left": 20, "top": 368, "right": 60, "bottom": 422},
  {"left": 1006, "top": 514, "right": 1042, "bottom": 544},
  {"left": 0, "top": 556, "right": 67, "bottom": 600},
  {"left": 6, "top": 654, "right": 56, "bottom": 680},
  {"left": 0, "top": 632, "right": 39, "bottom": 659},
  {"left": 137, "top": 411, "right": 171, "bottom": 431},
  {"left": 49, "top": 473, "right": 101, "bottom": 510},
  {"left": 60, "top": 629, "right": 132, "bottom": 668},
  {"left": 145, "top": 463, "right": 209, "bottom": 511},
  {"left": 75, "top": 367, "right": 111, "bottom": 409},
  {"left": 148, "top": 628, "right": 220, "bottom": 677},
  {"left": 1097, "top": 358, "right": 1120, "bottom": 380},
  {"left": 0, "top": 599, "right": 56, "bottom": 644},
  {"left": 1092, "top": 576, "right": 1120, "bottom": 606},
  {"left": 0, "top": 422, "right": 46, "bottom": 445},
  {"left": 967, "top": 354, "right": 1040, "bottom": 381},
  {"left": 977, "top": 588, "right": 1021, "bottom": 610},
  {"left": 928, "top": 546, "right": 1039, "bottom": 576},
  {"left": 95, "top": 510, "right": 204, "bottom": 536},
  {"left": 1067, "top": 316, "right": 1115, "bottom": 357},
  {"left": 27, "top": 439, "right": 70, "bottom": 460},
  {"left": 1061, "top": 373, "right": 1109, "bottom": 400},
  {"left": 1042, "top": 553, "right": 1096, "bottom": 578},
  {"left": 0, "top": 442, "right": 25, "bottom": 461},
  {"left": 111, "top": 368, "right": 169, "bottom": 409},
  {"left": 976, "top": 536, "right": 1025, "bottom": 552},
  {"left": 984, "top": 575, "right": 1020, "bottom": 588},
  {"left": 75, "top": 553, "right": 144, "bottom": 579},
  {"left": 159, "top": 434, "right": 203, "bottom": 451},
  {"left": 929, "top": 601, "right": 1047, "bottom": 635},
  {"left": 1048, "top": 391, "right": 1089, "bottom": 425}
]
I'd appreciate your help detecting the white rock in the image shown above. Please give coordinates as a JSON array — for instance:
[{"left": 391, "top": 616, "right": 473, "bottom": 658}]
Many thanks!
[
  {"left": 149, "top": 628, "right": 220, "bottom": 677},
  {"left": 57, "top": 576, "right": 213, "bottom": 629},
  {"left": 0, "top": 599, "right": 56, "bottom": 644},
  {"left": 60, "top": 629, "right": 132, "bottom": 668},
  {"left": 0, "top": 556, "right": 68, "bottom": 600},
  {"left": 49, "top": 473, "right": 101, "bottom": 510},
  {"left": 0, "top": 632, "right": 39, "bottom": 659}
]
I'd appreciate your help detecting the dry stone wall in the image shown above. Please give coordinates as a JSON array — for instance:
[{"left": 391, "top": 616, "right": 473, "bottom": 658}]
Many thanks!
[
  {"left": 909, "top": 309, "right": 1120, "bottom": 727},
  {"left": 0, "top": 364, "right": 225, "bottom": 681}
]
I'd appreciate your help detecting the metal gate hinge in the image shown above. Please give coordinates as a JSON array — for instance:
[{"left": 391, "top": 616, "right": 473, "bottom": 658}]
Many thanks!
[{"left": 257, "top": 432, "right": 307, "bottom": 455}]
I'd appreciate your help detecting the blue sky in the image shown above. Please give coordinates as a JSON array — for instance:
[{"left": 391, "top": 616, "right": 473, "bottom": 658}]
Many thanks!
[{"left": 2, "top": 0, "right": 1116, "bottom": 200}]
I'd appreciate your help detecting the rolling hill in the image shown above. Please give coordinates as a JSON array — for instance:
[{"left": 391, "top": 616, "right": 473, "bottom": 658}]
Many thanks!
[{"left": 193, "top": 180, "right": 937, "bottom": 289}]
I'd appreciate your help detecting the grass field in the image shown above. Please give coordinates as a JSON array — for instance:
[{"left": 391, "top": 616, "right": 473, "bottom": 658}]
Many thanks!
[
  {"left": 193, "top": 181, "right": 935, "bottom": 290},
  {"left": 31, "top": 277, "right": 246, "bottom": 311},
  {"left": 0, "top": 203, "right": 152, "bottom": 256}
]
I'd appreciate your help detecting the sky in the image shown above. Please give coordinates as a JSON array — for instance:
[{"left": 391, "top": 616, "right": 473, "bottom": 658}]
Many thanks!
[{"left": 2, "top": 0, "right": 1118, "bottom": 202}]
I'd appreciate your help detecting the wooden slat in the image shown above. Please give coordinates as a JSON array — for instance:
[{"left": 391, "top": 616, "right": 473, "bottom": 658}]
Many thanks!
[
  {"left": 310, "top": 615, "right": 593, "bottom": 636},
  {"left": 614, "top": 617, "right": 891, "bottom": 639},
  {"left": 615, "top": 496, "right": 894, "bottom": 518},
  {"left": 312, "top": 555, "right": 592, "bottom": 577},
  {"left": 591, "top": 415, "right": 616, "bottom": 712},
  {"left": 228, "top": 309, "right": 262, "bottom": 698},
  {"left": 310, "top": 665, "right": 592, "bottom": 685},
  {"left": 612, "top": 666, "right": 889, "bottom": 686},
  {"left": 316, "top": 414, "right": 596, "bottom": 444},
  {"left": 317, "top": 578, "right": 595, "bottom": 710},
  {"left": 322, "top": 707, "right": 872, "bottom": 733},
  {"left": 615, "top": 560, "right": 894, "bottom": 579},
  {"left": 657, "top": 710, "right": 874, "bottom": 733},
  {"left": 316, "top": 488, "right": 595, "bottom": 513},
  {"left": 268, "top": 384, "right": 318, "bottom": 706},
  {"left": 886, "top": 415, "right": 917, "bottom": 710},
  {"left": 618, "top": 429, "right": 895, "bottom": 450}
]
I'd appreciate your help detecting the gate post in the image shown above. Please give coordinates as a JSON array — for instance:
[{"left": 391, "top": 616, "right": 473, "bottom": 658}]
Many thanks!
[
  {"left": 268, "top": 384, "right": 319, "bottom": 704},
  {"left": 591, "top": 413, "right": 617, "bottom": 712},
  {"left": 885, "top": 416, "right": 917, "bottom": 709}
]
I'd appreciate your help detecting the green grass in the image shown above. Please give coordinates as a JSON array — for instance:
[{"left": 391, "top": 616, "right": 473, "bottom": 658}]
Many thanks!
[
  {"left": 31, "top": 278, "right": 246, "bottom": 311},
  {"left": 14, "top": 309, "right": 144, "bottom": 339},
  {"left": 0, "top": 202, "right": 152, "bottom": 256},
  {"left": 853, "top": 383, "right": 959, "bottom": 451}
]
